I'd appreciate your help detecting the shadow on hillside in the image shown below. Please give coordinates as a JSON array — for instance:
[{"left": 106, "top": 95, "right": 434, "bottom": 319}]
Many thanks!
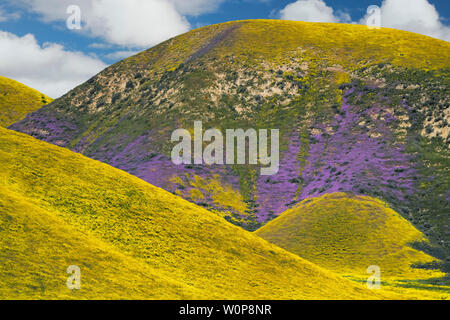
[{"left": 410, "top": 240, "right": 450, "bottom": 286}]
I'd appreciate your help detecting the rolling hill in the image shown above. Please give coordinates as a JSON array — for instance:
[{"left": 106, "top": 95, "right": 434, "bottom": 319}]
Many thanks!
[
  {"left": 0, "top": 76, "right": 52, "bottom": 127},
  {"left": 256, "top": 193, "right": 443, "bottom": 280},
  {"left": 0, "top": 185, "right": 204, "bottom": 300},
  {"left": 0, "top": 127, "right": 392, "bottom": 300},
  {"left": 9, "top": 20, "right": 449, "bottom": 262},
  {"left": 256, "top": 193, "right": 450, "bottom": 299}
]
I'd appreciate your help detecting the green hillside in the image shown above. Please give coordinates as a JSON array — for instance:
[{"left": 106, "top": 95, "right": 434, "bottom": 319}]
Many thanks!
[
  {"left": 0, "top": 127, "right": 390, "bottom": 300},
  {"left": 0, "top": 76, "right": 51, "bottom": 127}
]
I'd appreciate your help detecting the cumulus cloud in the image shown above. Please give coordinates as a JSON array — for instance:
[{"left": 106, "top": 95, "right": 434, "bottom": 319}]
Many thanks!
[
  {"left": 14, "top": 0, "right": 228, "bottom": 48},
  {"left": 279, "top": 0, "right": 344, "bottom": 23},
  {"left": 361, "top": 0, "right": 450, "bottom": 41},
  {"left": 88, "top": 0, "right": 190, "bottom": 47},
  {"left": 12, "top": 0, "right": 187, "bottom": 48},
  {"left": 0, "top": 30, "right": 107, "bottom": 97},
  {"left": 280, "top": 0, "right": 449, "bottom": 41}
]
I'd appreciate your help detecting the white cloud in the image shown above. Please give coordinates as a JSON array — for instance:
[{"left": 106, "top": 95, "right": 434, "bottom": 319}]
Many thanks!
[
  {"left": 280, "top": 0, "right": 449, "bottom": 41},
  {"left": 361, "top": 0, "right": 450, "bottom": 41},
  {"left": 0, "top": 8, "right": 20, "bottom": 22},
  {"left": 0, "top": 30, "right": 107, "bottom": 97},
  {"left": 279, "top": 0, "right": 341, "bottom": 23},
  {"left": 14, "top": 0, "right": 189, "bottom": 48},
  {"left": 14, "top": 0, "right": 228, "bottom": 48},
  {"left": 104, "top": 50, "right": 141, "bottom": 61},
  {"left": 168, "top": 0, "right": 225, "bottom": 16},
  {"left": 86, "top": 0, "right": 189, "bottom": 48},
  {"left": 88, "top": 42, "right": 112, "bottom": 50}
]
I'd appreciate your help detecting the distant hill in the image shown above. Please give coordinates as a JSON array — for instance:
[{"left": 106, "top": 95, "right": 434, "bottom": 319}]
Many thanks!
[
  {"left": 10, "top": 21, "right": 449, "bottom": 259},
  {"left": 0, "top": 76, "right": 52, "bottom": 127},
  {"left": 0, "top": 127, "right": 390, "bottom": 300}
]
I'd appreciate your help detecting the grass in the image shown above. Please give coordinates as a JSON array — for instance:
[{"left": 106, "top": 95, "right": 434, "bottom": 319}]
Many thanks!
[
  {"left": 0, "top": 127, "right": 394, "bottom": 300},
  {"left": 256, "top": 193, "right": 449, "bottom": 299},
  {"left": 0, "top": 76, "right": 52, "bottom": 127}
]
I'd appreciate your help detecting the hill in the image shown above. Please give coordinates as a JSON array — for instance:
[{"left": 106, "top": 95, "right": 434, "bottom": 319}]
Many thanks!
[
  {"left": 0, "top": 185, "right": 204, "bottom": 299},
  {"left": 10, "top": 20, "right": 449, "bottom": 253},
  {"left": 256, "top": 193, "right": 449, "bottom": 299},
  {"left": 256, "top": 193, "right": 442, "bottom": 279},
  {"left": 0, "top": 127, "right": 390, "bottom": 300},
  {"left": 0, "top": 76, "right": 52, "bottom": 127}
]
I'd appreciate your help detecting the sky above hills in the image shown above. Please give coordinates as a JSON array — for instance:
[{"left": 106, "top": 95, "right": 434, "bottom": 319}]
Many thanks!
[{"left": 0, "top": 0, "right": 449, "bottom": 97}]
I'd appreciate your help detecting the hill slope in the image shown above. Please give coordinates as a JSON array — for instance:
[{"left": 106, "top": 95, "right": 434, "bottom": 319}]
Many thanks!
[
  {"left": 0, "top": 76, "right": 52, "bottom": 127},
  {"left": 256, "top": 193, "right": 449, "bottom": 299},
  {"left": 256, "top": 193, "right": 442, "bottom": 280},
  {"left": 10, "top": 20, "right": 449, "bottom": 249},
  {"left": 0, "top": 186, "right": 204, "bottom": 300},
  {"left": 0, "top": 127, "right": 390, "bottom": 300}
]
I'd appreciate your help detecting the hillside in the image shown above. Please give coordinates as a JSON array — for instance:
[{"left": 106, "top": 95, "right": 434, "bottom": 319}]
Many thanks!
[
  {"left": 10, "top": 20, "right": 449, "bottom": 252},
  {"left": 0, "top": 185, "right": 204, "bottom": 300},
  {"left": 256, "top": 193, "right": 449, "bottom": 299},
  {"left": 0, "top": 127, "right": 391, "bottom": 300},
  {"left": 0, "top": 76, "right": 52, "bottom": 127},
  {"left": 256, "top": 193, "right": 442, "bottom": 279}
]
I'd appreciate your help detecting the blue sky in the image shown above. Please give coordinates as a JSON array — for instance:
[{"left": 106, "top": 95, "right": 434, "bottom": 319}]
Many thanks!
[{"left": 0, "top": 0, "right": 449, "bottom": 97}]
